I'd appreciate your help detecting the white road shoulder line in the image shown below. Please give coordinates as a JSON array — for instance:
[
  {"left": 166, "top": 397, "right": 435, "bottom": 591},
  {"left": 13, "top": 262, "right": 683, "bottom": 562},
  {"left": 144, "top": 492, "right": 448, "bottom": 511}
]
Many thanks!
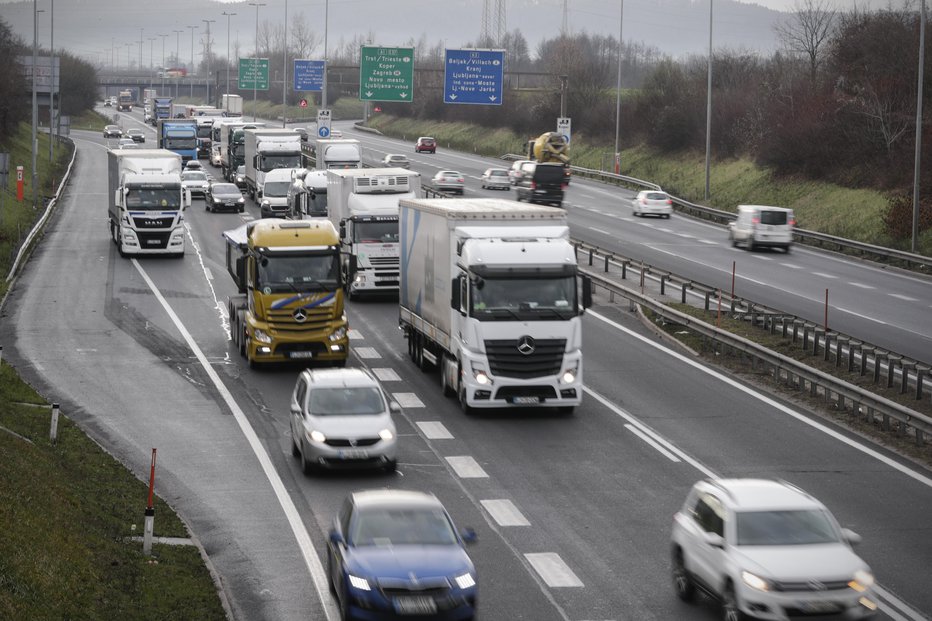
[
  {"left": 445, "top": 456, "right": 489, "bottom": 478},
  {"left": 812, "top": 271, "right": 838, "bottom": 279},
  {"left": 524, "top": 553, "right": 584, "bottom": 587},
  {"left": 625, "top": 424, "right": 681, "bottom": 462},
  {"left": 371, "top": 367, "right": 401, "bottom": 381},
  {"left": 353, "top": 346, "right": 381, "bottom": 359},
  {"left": 392, "top": 392, "right": 425, "bottom": 408},
  {"left": 888, "top": 293, "right": 918, "bottom": 302},
  {"left": 480, "top": 499, "right": 531, "bottom": 526},
  {"left": 416, "top": 421, "right": 453, "bottom": 439}
]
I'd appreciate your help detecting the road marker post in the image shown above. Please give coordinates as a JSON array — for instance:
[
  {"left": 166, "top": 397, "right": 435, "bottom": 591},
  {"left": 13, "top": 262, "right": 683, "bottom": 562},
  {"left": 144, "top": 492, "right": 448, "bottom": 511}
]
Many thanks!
[
  {"left": 49, "top": 403, "right": 60, "bottom": 443},
  {"left": 824, "top": 288, "right": 829, "bottom": 331},
  {"left": 143, "top": 448, "right": 157, "bottom": 556}
]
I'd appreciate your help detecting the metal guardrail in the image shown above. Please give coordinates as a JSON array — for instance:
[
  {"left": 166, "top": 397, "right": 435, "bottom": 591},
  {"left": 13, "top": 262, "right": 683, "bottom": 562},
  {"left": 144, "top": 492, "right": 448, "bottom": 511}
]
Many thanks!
[
  {"left": 582, "top": 264, "right": 932, "bottom": 445},
  {"left": 503, "top": 153, "right": 931, "bottom": 270}
]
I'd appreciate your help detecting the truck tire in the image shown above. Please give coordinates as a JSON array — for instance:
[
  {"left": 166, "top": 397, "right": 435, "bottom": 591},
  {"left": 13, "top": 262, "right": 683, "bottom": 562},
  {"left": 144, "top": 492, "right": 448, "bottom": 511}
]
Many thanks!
[
  {"left": 440, "top": 355, "right": 455, "bottom": 397},
  {"left": 458, "top": 367, "right": 475, "bottom": 416}
]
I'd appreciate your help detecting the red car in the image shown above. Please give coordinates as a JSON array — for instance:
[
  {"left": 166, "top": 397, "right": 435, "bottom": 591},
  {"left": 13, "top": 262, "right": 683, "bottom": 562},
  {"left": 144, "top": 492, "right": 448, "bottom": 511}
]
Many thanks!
[{"left": 415, "top": 136, "right": 436, "bottom": 153}]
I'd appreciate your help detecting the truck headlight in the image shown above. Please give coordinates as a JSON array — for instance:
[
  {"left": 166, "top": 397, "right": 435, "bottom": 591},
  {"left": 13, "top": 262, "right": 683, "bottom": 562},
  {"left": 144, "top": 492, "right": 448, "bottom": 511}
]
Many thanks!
[
  {"left": 471, "top": 365, "right": 492, "bottom": 386},
  {"left": 329, "top": 326, "right": 347, "bottom": 341},
  {"left": 253, "top": 329, "right": 272, "bottom": 344},
  {"left": 560, "top": 365, "right": 578, "bottom": 384}
]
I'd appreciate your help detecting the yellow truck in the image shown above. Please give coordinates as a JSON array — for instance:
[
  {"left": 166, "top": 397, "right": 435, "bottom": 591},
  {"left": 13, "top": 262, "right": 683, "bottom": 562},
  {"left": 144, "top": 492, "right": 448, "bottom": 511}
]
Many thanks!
[{"left": 223, "top": 219, "right": 349, "bottom": 367}]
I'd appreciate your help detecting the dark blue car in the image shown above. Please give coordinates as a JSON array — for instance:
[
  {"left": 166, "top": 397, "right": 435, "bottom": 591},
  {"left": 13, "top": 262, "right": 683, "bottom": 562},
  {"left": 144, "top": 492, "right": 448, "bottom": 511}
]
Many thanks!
[{"left": 328, "top": 490, "right": 478, "bottom": 621}]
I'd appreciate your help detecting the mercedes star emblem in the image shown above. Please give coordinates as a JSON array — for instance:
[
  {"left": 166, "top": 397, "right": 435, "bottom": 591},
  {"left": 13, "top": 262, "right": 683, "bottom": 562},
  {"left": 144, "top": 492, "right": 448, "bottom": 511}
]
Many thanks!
[
  {"left": 293, "top": 308, "right": 308, "bottom": 323},
  {"left": 516, "top": 335, "right": 536, "bottom": 355}
]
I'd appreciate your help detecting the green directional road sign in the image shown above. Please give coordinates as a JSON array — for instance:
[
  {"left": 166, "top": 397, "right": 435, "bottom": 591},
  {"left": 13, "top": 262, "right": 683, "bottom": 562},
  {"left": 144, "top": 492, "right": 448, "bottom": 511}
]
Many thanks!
[
  {"left": 359, "top": 46, "right": 414, "bottom": 102},
  {"left": 239, "top": 58, "right": 269, "bottom": 90}
]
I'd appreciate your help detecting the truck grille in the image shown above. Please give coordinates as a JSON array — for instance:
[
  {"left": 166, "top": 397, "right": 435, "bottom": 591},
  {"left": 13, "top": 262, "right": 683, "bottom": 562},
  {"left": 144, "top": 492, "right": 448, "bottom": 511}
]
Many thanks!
[
  {"left": 268, "top": 307, "right": 334, "bottom": 332},
  {"left": 368, "top": 256, "right": 398, "bottom": 266},
  {"left": 133, "top": 216, "right": 175, "bottom": 229},
  {"left": 484, "top": 339, "right": 566, "bottom": 379},
  {"left": 137, "top": 231, "right": 171, "bottom": 249}
]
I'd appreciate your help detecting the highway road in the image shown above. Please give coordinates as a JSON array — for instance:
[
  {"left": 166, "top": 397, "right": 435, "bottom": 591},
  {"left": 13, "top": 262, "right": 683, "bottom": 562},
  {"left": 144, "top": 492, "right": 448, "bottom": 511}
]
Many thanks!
[{"left": 1, "top": 106, "right": 930, "bottom": 621}]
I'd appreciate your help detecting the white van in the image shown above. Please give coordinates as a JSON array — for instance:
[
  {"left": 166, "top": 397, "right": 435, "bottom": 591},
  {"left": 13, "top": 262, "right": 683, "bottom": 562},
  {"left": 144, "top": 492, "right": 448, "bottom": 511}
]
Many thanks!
[
  {"left": 259, "top": 167, "right": 297, "bottom": 218},
  {"left": 728, "top": 205, "right": 795, "bottom": 252}
]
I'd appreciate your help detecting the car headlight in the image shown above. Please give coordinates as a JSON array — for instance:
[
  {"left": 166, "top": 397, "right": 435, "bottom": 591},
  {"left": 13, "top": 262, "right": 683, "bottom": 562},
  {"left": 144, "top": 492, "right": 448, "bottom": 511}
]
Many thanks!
[
  {"left": 454, "top": 573, "right": 476, "bottom": 589},
  {"left": 849, "top": 569, "right": 874, "bottom": 592},
  {"left": 261, "top": 200, "right": 270, "bottom": 208},
  {"left": 741, "top": 571, "right": 771, "bottom": 592},
  {"left": 253, "top": 329, "right": 272, "bottom": 344},
  {"left": 307, "top": 429, "right": 326, "bottom": 443},
  {"left": 237, "top": 197, "right": 245, "bottom": 203},
  {"left": 329, "top": 326, "right": 347, "bottom": 341},
  {"left": 471, "top": 365, "right": 491, "bottom": 386},
  {"left": 348, "top": 574, "right": 370, "bottom": 591},
  {"left": 560, "top": 365, "right": 578, "bottom": 384},
  {"left": 378, "top": 428, "right": 394, "bottom": 441},
  {"left": 213, "top": 197, "right": 222, "bottom": 203}
]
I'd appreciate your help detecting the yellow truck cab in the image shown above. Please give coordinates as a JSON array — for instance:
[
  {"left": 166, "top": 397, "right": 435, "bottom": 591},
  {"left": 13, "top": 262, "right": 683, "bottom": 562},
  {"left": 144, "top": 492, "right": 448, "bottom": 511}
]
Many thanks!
[{"left": 224, "top": 219, "right": 348, "bottom": 367}]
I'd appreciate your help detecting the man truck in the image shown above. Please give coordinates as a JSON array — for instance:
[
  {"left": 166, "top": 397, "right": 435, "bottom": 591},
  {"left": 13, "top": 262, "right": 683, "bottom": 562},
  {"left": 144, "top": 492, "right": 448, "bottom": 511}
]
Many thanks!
[
  {"left": 244, "top": 128, "right": 303, "bottom": 200},
  {"left": 328, "top": 168, "right": 420, "bottom": 298},
  {"left": 107, "top": 149, "right": 190, "bottom": 257},
  {"left": 157, "top": 118, "right": 198, "bottom": 162},
  {"left": 399, "top": 198, "right": 591, "bottom": 414},
  {"left": 223, "top": 219, "right": 349, "bottom": 367}
]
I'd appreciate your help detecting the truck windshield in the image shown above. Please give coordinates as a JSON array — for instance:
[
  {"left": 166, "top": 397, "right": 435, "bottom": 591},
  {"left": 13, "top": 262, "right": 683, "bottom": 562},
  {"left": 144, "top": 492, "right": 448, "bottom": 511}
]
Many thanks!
[
  {"left": 166, "top": 137, "right": 197, "bottom": 150},
  {"left": 472, "top": 276, "right": 575, "bottom": 320},
  {"left": 257, "top": 253, "right": 339, "bottom": 292},
  {"left": 308, "top": 191, "right": 328, "bottom": 216},
  {"left": 264, "top": 182, "right": 290, "bottom": 197},
  {"left": 354, "top": 220, "right": 398, "bottom": 243},
  {"left": 259, "top": 154, "right": 301, "bottom": 171},
  {"left": 196, "top": 126, "right": 212, "bottom": 138},
  {"left": 125, "top": 188, "right": 181, "bottom": 210}
]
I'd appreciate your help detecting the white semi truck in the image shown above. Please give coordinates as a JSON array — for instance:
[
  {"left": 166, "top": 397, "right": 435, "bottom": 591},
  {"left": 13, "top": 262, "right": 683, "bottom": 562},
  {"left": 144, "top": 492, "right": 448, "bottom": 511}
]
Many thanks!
[
  {"left": 309, "top": 138, "right": 362, "bottom": 169},
  {"left": 399, "top": 198, "right": 591, "bottom": 414},
  {"left": 107, "top": 149, "right": 191, "bottom": 257},
  {"left": 328, "top": 168, "right": 420, "bottom": 298},
  {"left": 244, "top": 128, "right": 302, "bottom": 200}
]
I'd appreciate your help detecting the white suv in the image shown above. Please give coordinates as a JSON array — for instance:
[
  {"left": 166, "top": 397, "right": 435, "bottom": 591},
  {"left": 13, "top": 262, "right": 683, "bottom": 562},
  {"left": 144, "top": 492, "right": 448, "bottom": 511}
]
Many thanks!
[{"left": 671, "top": 479, "right": 877, "bottom": 621}]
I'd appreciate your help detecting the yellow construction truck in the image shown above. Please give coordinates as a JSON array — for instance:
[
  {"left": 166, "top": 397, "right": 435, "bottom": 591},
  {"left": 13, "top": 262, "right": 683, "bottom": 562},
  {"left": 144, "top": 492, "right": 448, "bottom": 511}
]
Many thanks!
[
  {"left": 527, "top": 132, "right": 571, "bottom": 184},
  {"left": 223, "top": 219, "right": 349, "bottom": 367}
]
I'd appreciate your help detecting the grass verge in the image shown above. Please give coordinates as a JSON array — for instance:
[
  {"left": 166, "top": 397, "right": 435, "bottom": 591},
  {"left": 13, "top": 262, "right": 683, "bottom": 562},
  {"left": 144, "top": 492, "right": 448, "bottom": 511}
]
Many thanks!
[
  {"left": 367, "top": 115, "right": 932, "bottom": 256},
  {"left": 70, "top": 109, "right": 110, "bottom": 132},
  {"left": 642, "top": 304, "right": 932, "bottom": 468},
  {"left": 0, "top": 360, "right": 227, "bottom": 620}
]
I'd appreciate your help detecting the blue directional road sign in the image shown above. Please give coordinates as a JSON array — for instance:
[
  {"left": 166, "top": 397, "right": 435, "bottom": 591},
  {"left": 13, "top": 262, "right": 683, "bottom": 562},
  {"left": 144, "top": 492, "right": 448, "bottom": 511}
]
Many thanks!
[
  {"left": 443, "top": 49, "right": 504, "bottom": 106},
  {"left": 294, "top": 59, "right": 325, "bottom": 92}
]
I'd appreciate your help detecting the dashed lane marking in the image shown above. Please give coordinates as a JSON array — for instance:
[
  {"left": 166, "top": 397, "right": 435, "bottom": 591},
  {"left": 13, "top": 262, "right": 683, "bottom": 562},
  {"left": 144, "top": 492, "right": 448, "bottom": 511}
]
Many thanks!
[
  {"left": 354, "top": 346, "right": 381, "bottom": 359},
  {"left": 889, "top": 293, "right": 918, "bottom": 302},
  {"left": 524, "top": 553, "right": 584, "bottom": 588},
  {"left": 849, "top": 282, "right": 875, "bottom": 289},
  {"left": 392, "top": 392, "right": 425, "bottom": 408},
  {"left": 481, "top": 499, "right": 531, "bottom": 527},
  {"left": 812, "top": 271, "right": 838, "bottom": 279},
  {"left": 780, "top": 263, "right": 803, "bottom": 269},
  {"left": 371, "top": 367, "right": 401, "bottom": 381},
  {"left": 416, "top": 421, "right": 453, "bottom": 439},
  {"left": 348, "top": 329, "right": 364, "bottom": 340},
  {"left": 445, "top": 456, "right": 489, "bottom": 478}
]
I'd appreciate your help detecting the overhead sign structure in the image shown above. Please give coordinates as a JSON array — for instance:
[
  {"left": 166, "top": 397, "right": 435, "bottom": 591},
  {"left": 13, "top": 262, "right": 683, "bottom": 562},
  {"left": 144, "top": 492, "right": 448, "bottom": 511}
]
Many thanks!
[
  {"left": 317, "top": 109, "right": 332, "bottom": 138},
  {"left": 17, "top": 56, "right": 60, "bottom": 94},
  {"left": 443, "top": 49, "right": 504, "bottom": 105},
  {"left": 359, "top": 46, "right": 414, "bottom": 102},
  {"left": 557, "top": 117, "right": 572, "bottom": 146},
  {"left": 238, "top": 58, "right": 269, "bottom": 90},
  {"left": 294, "top": 59, "right": 325, "bottom": 92}
]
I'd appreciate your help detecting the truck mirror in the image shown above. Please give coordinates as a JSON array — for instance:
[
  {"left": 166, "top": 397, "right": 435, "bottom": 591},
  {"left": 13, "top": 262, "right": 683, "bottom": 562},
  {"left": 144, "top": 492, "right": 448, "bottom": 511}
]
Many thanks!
[
  {"left": 184, "top": 188, "right": 192, "bottom": 209},
  {"left": 451, "top": 277, "right": 461, "bottom": 311},
  {"left": 114, "top": 189, "right": 122, "bottom": 207},
  {"left": 339, "top": 223, "right": 346, "bottom": 239},
  {"left": 581, "top": 275, "right": 593, "bottom": 311}
]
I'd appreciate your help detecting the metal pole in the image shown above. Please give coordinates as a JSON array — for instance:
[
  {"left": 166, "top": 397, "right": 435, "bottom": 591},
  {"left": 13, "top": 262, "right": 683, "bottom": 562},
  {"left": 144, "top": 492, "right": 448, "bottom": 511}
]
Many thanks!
[
  {"left": 282, "top": 0, "right": 288, "bottom": 127},
  {"left": 49, "top": 0, "right": 54, "bottom": 166},
  {"left": 203, "top": 19, "right": 216, "bottom": 105},
  {"left": 250, "top": 3, "right": 266, "bottom": 122},
  {"left": 704, "top": 0, "right": 713, "bottom": 200},
  {"left": 912, "top": 0, "right": 926, "bottom": 253},
  {"left": 31, "top": 0, "right": 38, "bottom": 210},
  {"left": 139, "top": 27, "right": 144, "bottom": 72},
  {"left": 223, "top": 12, "right": 236, "bottom": 99},
  {"left": 613, "top": 0, "right": 623, "bottom": 175},
  {"left": 322, "top": 0, "right": 329, "bottom": 109},
  {"left": 189, "top": 25, "right": 198, "bottom": 98},
  {"left": 559, "top": 75, "right": 568, "bottom": 117}
]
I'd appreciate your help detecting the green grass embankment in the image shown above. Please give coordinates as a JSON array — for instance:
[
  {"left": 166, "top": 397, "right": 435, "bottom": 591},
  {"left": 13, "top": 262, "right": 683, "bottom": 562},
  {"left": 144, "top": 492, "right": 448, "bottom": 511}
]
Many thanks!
[
  {"left": 0, "top": 360, "right": 227, "bottom": 620},
  {"left": 367, "top": 115, "right": 932, "bottom": 256}
]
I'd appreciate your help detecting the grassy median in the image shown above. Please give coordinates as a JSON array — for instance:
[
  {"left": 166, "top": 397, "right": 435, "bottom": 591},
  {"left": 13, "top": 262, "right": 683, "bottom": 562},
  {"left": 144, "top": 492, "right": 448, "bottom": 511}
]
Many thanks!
[{"left": 0, "top": 360, "right": 227, "bottom": 620}]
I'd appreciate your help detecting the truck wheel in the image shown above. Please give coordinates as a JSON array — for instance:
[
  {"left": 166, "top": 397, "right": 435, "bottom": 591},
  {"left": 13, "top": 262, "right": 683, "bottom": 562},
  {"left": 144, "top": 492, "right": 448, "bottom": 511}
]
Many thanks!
[
  {"left": 440, "top": 356, "right": 455, "bottom": 397},
  {"left": 458, "top": 368, "right": 475, "bottom": 416}
]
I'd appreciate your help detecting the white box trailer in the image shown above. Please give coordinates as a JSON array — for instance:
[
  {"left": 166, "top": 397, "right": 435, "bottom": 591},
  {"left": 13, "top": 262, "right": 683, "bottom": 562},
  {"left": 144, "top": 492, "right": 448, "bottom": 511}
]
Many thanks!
[{"left": 399, "top": 198, "right": 591, "bottom": 414}]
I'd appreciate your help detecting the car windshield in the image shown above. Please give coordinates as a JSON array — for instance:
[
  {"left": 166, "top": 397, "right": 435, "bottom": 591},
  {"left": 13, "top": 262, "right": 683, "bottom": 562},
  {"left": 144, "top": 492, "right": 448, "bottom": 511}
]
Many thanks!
[
  {"left": 735, "top": 510, "right": 840, "bottom": 546},
  {"left": 125, "top": 188, "right": 181, "bottom": 210},
  {"left": 256, "top": 253, "right": 339, "bottom": 291},
  {"left": 351, "top": 507, "right": 457, "bottom": 547},
  {"left": 307, "top": 386, "right": 385, "bottom": 416},
  {"left": 355, "top": 220, "right": 398, "bottom": 243},
  {"left": 182, "top": 172, "right": 206, "bottom": 181},
  {"left": 472, "top": 275, "right": 575, "bottom": 320},
  {"left": 264, "top": 181, "right": 290, "bottom": 197},
  {"left": 211, "top": 183, "right": 239, "bottom": 194}
]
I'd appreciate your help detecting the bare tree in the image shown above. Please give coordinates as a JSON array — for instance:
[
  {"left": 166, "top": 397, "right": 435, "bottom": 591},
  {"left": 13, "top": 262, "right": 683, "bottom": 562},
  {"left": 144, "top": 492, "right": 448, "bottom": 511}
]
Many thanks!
[
  {"left": 290, "top": 13, "right": 321, "bottom": 60},
  {"left": 775, "top": 0, "right": 837, "bottom": 82}
]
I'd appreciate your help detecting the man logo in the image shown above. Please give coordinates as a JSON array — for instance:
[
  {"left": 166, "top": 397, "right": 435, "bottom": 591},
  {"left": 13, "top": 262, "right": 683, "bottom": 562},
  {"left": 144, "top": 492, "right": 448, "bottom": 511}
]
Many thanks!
[
  {"left": 516, "top": 335, "right": 535, "bottom": 355},
  {"left": 293, "top": 308, "right": 308, "bottom": 323}
]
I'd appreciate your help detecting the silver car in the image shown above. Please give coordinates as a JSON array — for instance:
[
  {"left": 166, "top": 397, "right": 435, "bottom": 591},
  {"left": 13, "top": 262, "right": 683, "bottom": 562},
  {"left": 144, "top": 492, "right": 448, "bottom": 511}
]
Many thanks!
[
  {"left": 382, "top": 153, "right": 410, "bottom": 169},
  {"left": 180, "top": 170, "right": 210, "bottom": 197},
  {"left": 632, "top": 190, "right": 673, "bottom": 218},
  {"left": 432, "top": 170, "right": 465, "bottom": 195},
  {"left": 480, "top": 167, "right": 510, "bottom": 190},
  {"left": 290, "top": 368, "right": 399, "bottom": 473}
]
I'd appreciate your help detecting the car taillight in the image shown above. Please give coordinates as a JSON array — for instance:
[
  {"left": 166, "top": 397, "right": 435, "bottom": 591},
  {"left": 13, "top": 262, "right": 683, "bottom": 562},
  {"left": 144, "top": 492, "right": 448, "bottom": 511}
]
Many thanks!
[
  {"left": 531, "top": 181, "right": 537, "bottom": 190},
  {"left": 641, "top": 198, "right": 648, "bottom": 205},
  {"left": 752, "top": 216, "right": 760, "bottom": 226},
  {"left": 457, "top": 178, "right": 463, "bottom": 183},
  {"left": 666, "top": 199, "right": 672, "bottom": 205},
  {"left": 561, "top": 183, "right": 567, "bottom": 190},
  {"left": 789, "top": 218, "right": 796, "bottom": 227}
]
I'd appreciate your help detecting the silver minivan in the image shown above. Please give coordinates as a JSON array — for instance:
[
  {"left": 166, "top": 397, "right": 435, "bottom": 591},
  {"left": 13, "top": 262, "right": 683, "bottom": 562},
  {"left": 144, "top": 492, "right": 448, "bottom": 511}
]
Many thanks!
[
  {"left": 728, "top": 205, "right": 795, "bottom": 252},
  {"left": 290, "top": 368, "right": 399, "bottom": 473}
]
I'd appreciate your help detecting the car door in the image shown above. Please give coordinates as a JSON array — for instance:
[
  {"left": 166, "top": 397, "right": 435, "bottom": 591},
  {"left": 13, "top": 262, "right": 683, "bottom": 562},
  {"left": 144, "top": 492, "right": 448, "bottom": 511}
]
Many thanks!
[
  {"left": 330, "top": 498, "right": 355, "bottom": 598},
  {"left": 290, "top": 377, "right": 307, "bottom": 447},
  {"left": 687, "top": 493, "right": 727, "bottom": 593}
]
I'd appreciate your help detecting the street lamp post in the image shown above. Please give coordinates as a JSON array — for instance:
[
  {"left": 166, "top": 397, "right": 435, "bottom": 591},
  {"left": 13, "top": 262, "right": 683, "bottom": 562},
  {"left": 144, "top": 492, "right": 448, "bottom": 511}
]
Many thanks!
[
  {"left": 202, "top": 19, "right": 216, "bottom": 105},
  {"left": 188, "top": 25, "right": 198, "bottom": 98},
  {"left": 281, "top": 0, "right": 288, "bottom": 127},
  {"left": 49, "top": 0, "right": 55, "bottom": 165},
  {"left": 139, "top": 27, "right": 144, "bottom": 72},
  {"left": 32, "top": 2, "right": 39, "bottom": 209},
  {"left": 160, "top": 34, "right": 168, "bottom": 76},
  {"left": 249, "top": 2, "right": 266, "bottom": 122},
  {"left": 613, "top": 0, "right": 623, "bottom": 174},
  {"left": 173, "top": 29, "right": 183, "bottom": 97},
  {"left": 222, "top": 11, "right": 237, "bottom": 99},
  {"left": 322, "top": 0, "right": 329, "bottom": 109},
  {"left": 704, "top": 0, "right": 713, "bottom": 200},
  {"left": 912, "top": 0, "right": 927, "bottom": 253}
]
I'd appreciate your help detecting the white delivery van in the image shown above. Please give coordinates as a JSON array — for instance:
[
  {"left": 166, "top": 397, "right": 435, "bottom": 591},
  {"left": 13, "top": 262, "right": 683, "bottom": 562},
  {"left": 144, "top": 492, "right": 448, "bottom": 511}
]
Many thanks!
[
  {"left": 728, "top": 205, "right": 795, "bottom": 252},
  {"left": 259, "top": 168, "right": 297, "bottom": 218}
]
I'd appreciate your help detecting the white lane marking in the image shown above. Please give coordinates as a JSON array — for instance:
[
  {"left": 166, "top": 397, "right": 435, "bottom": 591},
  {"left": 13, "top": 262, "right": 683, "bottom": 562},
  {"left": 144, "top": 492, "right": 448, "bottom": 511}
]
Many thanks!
[
  {"left": 676, "top": 233, "right": 695, "bottom": 239},
  {"left": 348, "top": 329, "right": 364, "bottom": 340},
  {"left": 588, "top": 310, "right": 932, "bottom": 489},
  {"left": 780, "top": 263, "right": 803, "bottom": 269},
  {"left": 416, "top": 421, "right": 453, "bottom": 439},
  {"left": 371, "top": 367, "right": 401, "bottom": 381},
  {"left": 130, "top": 260, "right": 337, "bottom": 620},
  {"left": 752, "top": 255, "right": 774, "bottom": 261},
  {"left": 812, "top": 271, "right": 838, "bottom": 279},
  {"left": 889, "top": 293, "right": 918, "bottom": 302},
  {"left": 524, "top": 553, "right": 584, "bottom": 588},
  {"left": 185, "top": 222, "right": 230, "bottom": 339},
  {"left": 587, "top": 227, "right": 611, "bottom": 235},
  {"left": 445, "top": 456, "right": 489, "bottom": 478},
  {"left": 835, "top": 307, "right": 889, "bottom": 325},
  {"left": 873, "top": 583, "right": 929, "bottom": 621},
  {"left": 354, "top": 346, "right": 381, "bottom": 359},
  {"left": 392, "top": 392, "right": 425, "bottom": 408},
  {"left": 698, "top": 239, "right": 718, "bottom": 244},
  {"left": 849, "top": 282, "right": 875, "bottom": 289},
  {"left": 204, "top": 267, "right": 214, "bottom": 280},
  {"left": 481, "top": 499, "right": 530, "bottom": 527},
  {"left": 625, "top": 424, "right": 681, "bottom": 462},
  {"left": 657, "top": 227, "right": 674, "bottom": 233}
]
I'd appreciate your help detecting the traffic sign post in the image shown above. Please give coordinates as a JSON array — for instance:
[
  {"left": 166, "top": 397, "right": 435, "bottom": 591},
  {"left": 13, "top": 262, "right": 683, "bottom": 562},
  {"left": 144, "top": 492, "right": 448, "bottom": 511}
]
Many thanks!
[
  {"left": 294, "top": 59, "right": 325, "bottom": 92},
  {"left": 238, "top": 58, "right": 269, "bottom": 90},
  {"left": 317, "top": 109, "right": 332, "bottom": 138},
  {"left": 557, "top": 117, "right": 572, "bottom": 146},
  {"left": 359, "top": 46, "right": 414, "bottom": 102},
  {"left": 443, "top": 49, "right": 504, "bottom": 105}
]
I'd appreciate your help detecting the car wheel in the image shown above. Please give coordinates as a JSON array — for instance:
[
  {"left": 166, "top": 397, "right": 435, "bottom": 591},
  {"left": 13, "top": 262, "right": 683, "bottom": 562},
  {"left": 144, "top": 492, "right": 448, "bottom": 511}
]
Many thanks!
[
  {"left": 747, "top": 238, "right": 756, "bottom": 252},
  {"left": 722, "top": 584, "right": 746, "bottom": 621},
  {"left": 327, "top": 551, "right": 337, "bottom": 595},
  {"left": 784, "top": 245, "right": 791, "bottom": 254},
  {"left": 339, "top": 586, "right": 354, "bottom": 621},
  {"left": 383, "top": 460, "right": 397, "bottom": 474},
  {"left": 671, "top": 548, "right": 696, "bottom": 602},
  {"left": 291, "top": 427, "right": 301, "bottom": 457},
  {"left": 300, "top": 440, "right": 315, "bottom": 476}
]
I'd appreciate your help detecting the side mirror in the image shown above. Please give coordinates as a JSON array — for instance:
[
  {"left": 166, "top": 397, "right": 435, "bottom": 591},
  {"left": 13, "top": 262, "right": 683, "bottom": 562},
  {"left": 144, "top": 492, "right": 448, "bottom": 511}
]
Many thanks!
[
  {"left": 329, "top": 530, "right": 344, "bottom": 546},
  {"left": 702, "top": 532, "right": 725, "bottom": 549},
  {"left": 389, "top": 401, "right": 402, "bottom": 413},
  {"left": 184, "top": 188, "right": 192, "bottom": 209},
  {"left": 841, "top": 528, "right": 862, "bottom": 547},
  {"left": 339, "top": 223, "right": 346, "bottom": 239},
  {"left": 460, "top": 528, "right": 478, "bottom": 545},
  {"left": 114, "top": 189, "right": 122, "bottom": 207}
]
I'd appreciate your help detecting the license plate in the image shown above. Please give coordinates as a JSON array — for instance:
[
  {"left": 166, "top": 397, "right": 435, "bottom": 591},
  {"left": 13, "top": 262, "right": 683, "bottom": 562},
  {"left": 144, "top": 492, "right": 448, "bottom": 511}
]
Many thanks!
[
  {"left": 797, "top": 601, "right": 839, "bottom": 613},
  {"left": 513, "top": 396, "right": 540, "bottom": 404},
  {"left": 146, "top": 239, "right": 161, "bottom": 245},
  {"left": 394, "top": 596, "right": 437, "bottom": 615},
  {"left": 339, "top": 449, "right": 369, "bottom": 459},
  {"left": 288, "top": 352, "right": 314, "bottom": 359}
]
